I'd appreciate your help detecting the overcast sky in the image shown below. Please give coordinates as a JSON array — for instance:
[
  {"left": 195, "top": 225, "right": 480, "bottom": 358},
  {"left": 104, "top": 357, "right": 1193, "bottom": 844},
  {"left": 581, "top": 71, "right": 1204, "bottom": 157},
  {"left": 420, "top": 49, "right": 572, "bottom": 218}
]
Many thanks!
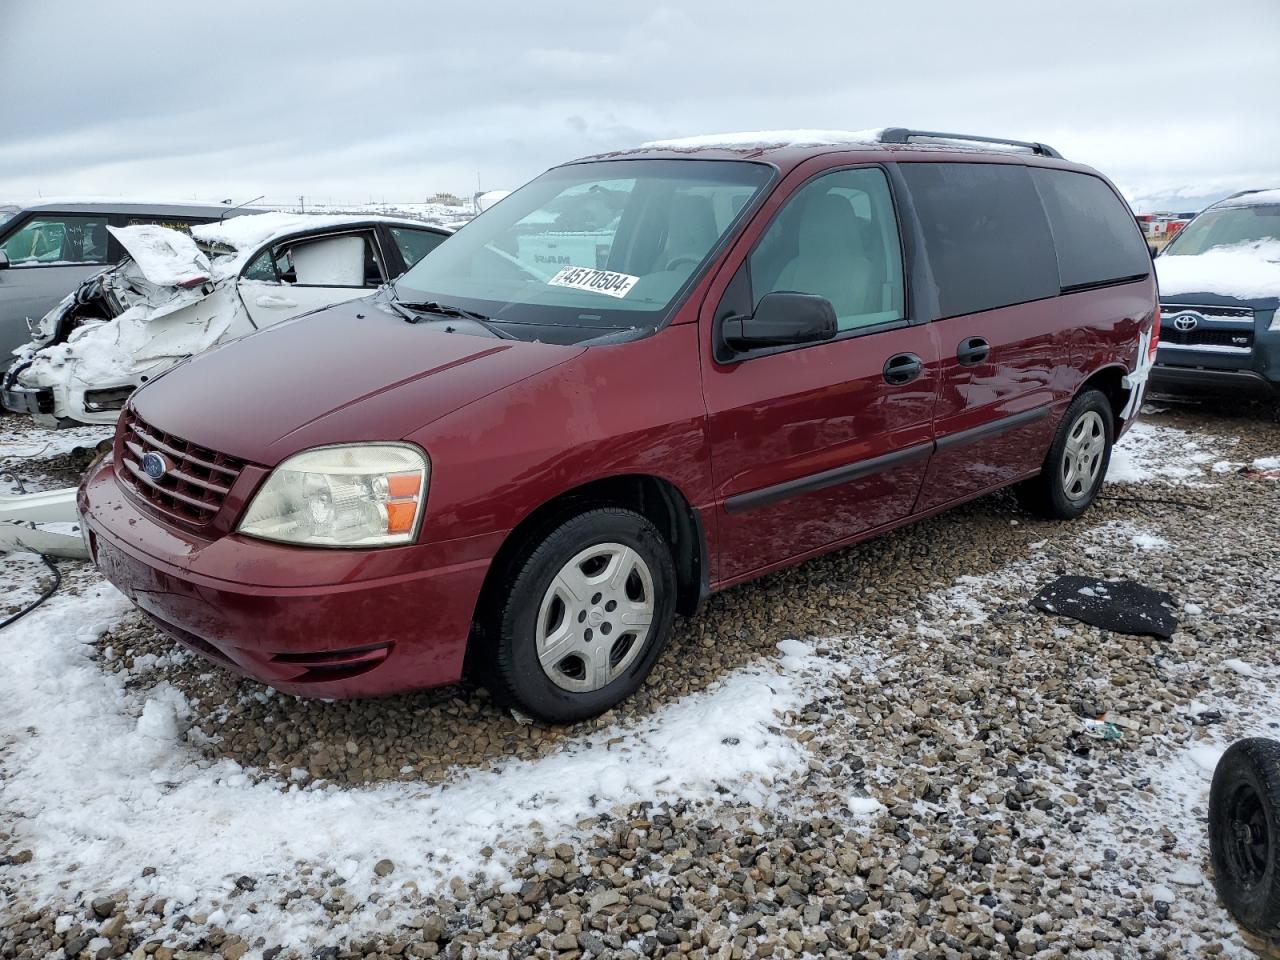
[{"left": 2, "top": 0, "right": 1277, "bottom": 212}]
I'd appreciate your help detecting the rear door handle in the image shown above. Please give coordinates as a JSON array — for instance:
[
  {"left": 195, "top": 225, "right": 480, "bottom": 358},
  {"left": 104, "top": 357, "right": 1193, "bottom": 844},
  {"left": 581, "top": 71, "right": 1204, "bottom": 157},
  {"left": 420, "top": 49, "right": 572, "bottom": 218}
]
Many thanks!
[
  {"left": 957, "top": 336, "right": 990, "bottom": 365},
  {"left": 883, "top": 352, "right": 924, "bottom": 385}
]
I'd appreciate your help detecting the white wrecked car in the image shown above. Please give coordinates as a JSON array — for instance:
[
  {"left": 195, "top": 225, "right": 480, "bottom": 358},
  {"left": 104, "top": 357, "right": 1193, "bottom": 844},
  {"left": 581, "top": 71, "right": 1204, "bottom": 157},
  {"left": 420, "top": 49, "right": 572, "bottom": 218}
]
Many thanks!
[{"left": 2, "top": 213, "right": 451, "bottom": 427}]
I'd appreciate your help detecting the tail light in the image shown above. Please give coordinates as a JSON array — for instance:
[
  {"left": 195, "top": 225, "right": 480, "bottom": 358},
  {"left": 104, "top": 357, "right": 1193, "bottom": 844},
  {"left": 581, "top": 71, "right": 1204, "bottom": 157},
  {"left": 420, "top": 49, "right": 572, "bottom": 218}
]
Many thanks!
[{"left": 1149, "top": 307, "right": 1161, "bottom": 361}]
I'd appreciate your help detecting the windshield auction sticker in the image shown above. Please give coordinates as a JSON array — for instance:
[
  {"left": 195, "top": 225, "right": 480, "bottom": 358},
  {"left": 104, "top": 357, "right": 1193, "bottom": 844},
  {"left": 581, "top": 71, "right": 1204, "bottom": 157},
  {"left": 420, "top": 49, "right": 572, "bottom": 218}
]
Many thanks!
[{"left": 547, "top": 266, "right": 639, "bottom": 299}]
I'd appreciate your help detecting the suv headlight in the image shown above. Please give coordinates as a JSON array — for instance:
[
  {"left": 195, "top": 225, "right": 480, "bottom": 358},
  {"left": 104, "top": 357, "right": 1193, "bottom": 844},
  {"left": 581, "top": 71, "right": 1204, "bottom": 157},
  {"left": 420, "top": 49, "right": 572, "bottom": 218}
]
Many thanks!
[{"left": 238, "top": 443, "right": 428, "bottom": 547}]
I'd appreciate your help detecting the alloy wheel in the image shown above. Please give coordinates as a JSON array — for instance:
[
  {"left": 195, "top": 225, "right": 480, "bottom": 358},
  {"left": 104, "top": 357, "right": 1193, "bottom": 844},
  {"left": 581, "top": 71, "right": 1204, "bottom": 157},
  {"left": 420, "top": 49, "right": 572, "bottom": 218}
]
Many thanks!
[
  {"left": 535, "top": 542, "right": 656, "bottom": 693},
  {"left": 1061, "top": 410, "right": 1106, "bottom": 501}
]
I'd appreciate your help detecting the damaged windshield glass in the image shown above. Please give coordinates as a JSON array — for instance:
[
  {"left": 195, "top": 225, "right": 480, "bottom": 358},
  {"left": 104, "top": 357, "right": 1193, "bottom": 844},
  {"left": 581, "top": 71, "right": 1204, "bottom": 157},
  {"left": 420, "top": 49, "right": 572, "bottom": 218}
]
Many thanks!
[{"left": 393, "top": 159, "right": 772, "bottom": 340}]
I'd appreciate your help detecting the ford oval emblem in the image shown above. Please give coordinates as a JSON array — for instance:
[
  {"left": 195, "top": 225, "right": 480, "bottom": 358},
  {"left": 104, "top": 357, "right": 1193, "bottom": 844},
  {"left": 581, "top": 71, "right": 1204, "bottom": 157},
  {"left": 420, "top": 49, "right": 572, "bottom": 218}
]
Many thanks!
[{"left": 141, "top": 451, "right": 169, "bottom": 480}]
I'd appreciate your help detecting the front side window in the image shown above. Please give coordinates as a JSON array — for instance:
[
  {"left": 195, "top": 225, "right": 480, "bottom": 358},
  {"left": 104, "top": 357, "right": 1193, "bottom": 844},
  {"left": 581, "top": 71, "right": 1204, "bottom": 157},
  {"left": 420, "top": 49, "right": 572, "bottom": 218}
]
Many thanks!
[
  {"left": 1031, "top": 169, "right": 1150, "bottom": 289},
  {"left": 390, "top": 227, "right": 447, "bottom": 269},
  {"left": 1163, "top": 204, "right": 1280, "bottom": 256},
  {"left": 749, "top": 167, "right": 905, "bottom": 332},
  {"left": 900, "top": 162, "right": 1058, "bottom": 319},
  {"left": 0, "top": 215, "right": 110, "bottom": 266},
  {"left": 241, "top": 231, "right": 385, "bottom": 287},
  {"left": 394, "top": 159, "right": 773, "bottom": 339}
]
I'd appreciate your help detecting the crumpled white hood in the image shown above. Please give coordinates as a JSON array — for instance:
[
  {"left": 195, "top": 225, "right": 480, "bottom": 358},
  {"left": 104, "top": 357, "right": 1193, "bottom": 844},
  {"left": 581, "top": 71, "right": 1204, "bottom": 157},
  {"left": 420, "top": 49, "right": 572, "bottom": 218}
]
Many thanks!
[
  {"left": 1157, "top": 239, "right": 1280, "bottom": 301},
  {"left": 107, "top": 225, "right": 210, "bottom": 287},
  {"left": 12, "top": 261, "right": 238, "bottom": 388}
]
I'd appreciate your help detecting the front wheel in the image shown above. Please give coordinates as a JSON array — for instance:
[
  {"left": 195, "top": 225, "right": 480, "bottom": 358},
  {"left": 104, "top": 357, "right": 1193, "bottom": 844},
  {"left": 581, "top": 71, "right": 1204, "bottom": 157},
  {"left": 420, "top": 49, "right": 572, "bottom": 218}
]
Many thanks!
[
  {"left": 484, "top": 508, "right": 677, "bottom": 723},
  {"left": 1016, "top": 389, "right": 1114, "bottom": 520}
]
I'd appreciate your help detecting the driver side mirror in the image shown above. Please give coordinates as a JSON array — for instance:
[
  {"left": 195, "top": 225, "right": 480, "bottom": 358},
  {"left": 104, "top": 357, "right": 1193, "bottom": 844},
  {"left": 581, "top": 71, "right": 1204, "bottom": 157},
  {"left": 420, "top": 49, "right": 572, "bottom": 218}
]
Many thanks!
[
  {"left": 722, "top": 291, "right": 837, "bottom": 350},
  {"left": 1148, "top": 243, "right": 1160, "bottom": 259},
  {"left": 0, "top": 251, "right": 9, "bottom": 270}
]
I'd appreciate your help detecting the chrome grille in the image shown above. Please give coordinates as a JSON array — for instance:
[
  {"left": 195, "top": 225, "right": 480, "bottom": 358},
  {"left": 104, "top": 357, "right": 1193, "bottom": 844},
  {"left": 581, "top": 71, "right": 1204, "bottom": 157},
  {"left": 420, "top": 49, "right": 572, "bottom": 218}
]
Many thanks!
[
  {"left": 1160, "top": 303, "right": 1256, "bottom": 353},
  {"left": 117, "top": 409, "right": 244, "bottom": 526}
]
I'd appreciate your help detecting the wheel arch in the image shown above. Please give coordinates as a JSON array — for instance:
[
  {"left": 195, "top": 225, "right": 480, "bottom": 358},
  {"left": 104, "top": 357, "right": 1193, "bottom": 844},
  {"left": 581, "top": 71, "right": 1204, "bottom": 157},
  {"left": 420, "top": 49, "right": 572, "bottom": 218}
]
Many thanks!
[
  {"left": 472, "top": 473, "right": 709, "bottom": 635},
  {"left": 1078, "top": 363, "right": 1132, "bottom": 434}
]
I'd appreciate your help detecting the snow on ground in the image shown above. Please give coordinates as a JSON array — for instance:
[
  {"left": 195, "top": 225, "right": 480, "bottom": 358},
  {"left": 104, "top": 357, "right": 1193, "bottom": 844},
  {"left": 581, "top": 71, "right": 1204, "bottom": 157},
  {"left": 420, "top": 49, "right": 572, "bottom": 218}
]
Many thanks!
[
  {"left": 0, "top": 422, "right": 111, "bottom": 462},
  {"left": 1107, "top": 420, "right": 1227, "bottom": 485},
  {"left": 0, "top": 582, "right": 845, "bottom": 945}
]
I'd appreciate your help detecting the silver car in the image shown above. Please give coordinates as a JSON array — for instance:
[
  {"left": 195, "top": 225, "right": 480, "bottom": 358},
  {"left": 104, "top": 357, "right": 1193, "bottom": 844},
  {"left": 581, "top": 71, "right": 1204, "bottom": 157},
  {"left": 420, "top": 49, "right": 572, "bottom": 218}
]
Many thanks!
[{"left": 0, "top": 200, "right": 255, "bottom": 367}]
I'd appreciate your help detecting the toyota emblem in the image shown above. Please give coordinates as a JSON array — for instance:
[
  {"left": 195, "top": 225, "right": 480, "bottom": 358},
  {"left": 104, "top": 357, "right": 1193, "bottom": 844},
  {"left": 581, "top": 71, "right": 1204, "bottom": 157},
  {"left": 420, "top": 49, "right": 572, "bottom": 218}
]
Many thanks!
[
  {"left": 1172, "top": 313, "right": 1200, "bottom": 332},
  {"left": 141, "top": 451, "right": 169, "bottom": 480}
]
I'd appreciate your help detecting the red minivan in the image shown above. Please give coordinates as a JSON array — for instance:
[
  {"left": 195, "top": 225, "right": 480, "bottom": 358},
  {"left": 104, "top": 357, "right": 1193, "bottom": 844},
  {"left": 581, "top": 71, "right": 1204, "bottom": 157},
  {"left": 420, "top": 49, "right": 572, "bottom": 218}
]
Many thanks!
[{"left": 80, "top": 129, "right": 1159, "bottom": 722}]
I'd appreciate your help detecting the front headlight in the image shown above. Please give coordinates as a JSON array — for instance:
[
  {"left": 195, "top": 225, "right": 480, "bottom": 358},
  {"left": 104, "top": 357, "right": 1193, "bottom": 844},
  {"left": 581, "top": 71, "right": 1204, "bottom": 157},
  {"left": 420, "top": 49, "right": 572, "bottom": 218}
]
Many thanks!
[{"left": 238, "top": 443, "right": 428, "bottom": 547}]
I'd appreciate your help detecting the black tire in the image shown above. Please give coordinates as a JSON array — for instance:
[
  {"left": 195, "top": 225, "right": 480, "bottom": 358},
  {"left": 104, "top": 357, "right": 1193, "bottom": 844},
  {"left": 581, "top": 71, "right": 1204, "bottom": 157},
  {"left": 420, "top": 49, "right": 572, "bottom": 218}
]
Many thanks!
[
  {"left": 484, "top": 508, "right": 677, "bottom": 724},
  {"left": 1016, "top": 389, "right": 1114, "bottom": 520},
  {"left": 1210, "top": 738, "right": 1280, "bottom": 938}
]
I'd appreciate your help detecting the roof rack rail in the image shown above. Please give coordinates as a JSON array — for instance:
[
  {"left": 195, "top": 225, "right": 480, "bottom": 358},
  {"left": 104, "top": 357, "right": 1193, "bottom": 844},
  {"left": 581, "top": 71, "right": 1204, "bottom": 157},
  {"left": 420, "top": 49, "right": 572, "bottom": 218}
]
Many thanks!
[
  {"left": 878, "top": 128, "right": 1063, "bottom": 159},
  {"left": 1222, "top": 188, "right": 1277, "bottom": 201}
]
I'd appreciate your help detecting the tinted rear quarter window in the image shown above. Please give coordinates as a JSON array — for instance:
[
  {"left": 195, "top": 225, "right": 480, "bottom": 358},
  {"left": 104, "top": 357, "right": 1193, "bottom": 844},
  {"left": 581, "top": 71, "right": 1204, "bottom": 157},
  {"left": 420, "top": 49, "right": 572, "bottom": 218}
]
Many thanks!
[
  {"left": 1031, "top": 169, "right": 1150, "bottom": 288},
  {"left": 899, "top": 162, "right": 1058, "bottom": 318}
]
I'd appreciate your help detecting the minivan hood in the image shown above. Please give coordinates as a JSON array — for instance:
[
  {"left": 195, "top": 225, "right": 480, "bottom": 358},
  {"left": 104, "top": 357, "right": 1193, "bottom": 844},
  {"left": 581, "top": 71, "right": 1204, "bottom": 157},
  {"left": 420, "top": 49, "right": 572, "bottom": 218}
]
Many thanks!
[{"left": 130, "top": 300, "right": 584, "bottom": 465}]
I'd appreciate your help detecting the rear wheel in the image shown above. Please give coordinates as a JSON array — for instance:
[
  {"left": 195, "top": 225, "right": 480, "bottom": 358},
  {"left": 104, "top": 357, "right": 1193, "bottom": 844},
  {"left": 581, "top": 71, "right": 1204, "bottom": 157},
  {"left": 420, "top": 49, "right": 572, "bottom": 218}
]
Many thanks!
[
  {"left": 1016, "top": 389, "right": 1114, "bottom": 520},
  {"left": 1210, "top": 739, "right": 1280, "bottom": 942},
  {"left": 485, "top": 508, "right": 677, "bottom": 723}
]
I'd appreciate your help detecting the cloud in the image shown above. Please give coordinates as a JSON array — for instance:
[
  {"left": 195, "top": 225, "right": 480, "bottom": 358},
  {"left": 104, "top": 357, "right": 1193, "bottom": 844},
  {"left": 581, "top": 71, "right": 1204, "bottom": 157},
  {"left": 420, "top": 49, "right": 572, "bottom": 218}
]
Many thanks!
[{"left": 1, "top": 0, "right": 1277, "bottom": 209}]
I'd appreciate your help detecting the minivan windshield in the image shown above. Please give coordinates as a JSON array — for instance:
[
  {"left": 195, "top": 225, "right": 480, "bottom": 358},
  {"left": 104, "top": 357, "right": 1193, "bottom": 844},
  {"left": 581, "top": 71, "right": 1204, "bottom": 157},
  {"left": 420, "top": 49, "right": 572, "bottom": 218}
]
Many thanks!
[
  {"left": 1163, "top": 204, "right": 1280, "bottom": 256},
  {"left": 393, "top": 159, "right": 773, "bottom": 341}
]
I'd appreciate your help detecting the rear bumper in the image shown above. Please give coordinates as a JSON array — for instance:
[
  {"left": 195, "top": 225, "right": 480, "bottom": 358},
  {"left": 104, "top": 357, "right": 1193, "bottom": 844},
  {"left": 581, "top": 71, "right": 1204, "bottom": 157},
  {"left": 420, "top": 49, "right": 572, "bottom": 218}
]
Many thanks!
[
  {"left": 1149, "top": 363, "right": 1279, "bottom": 397},
  {"left": 79, "top": 456, "right": 491, "bottom": 698}
]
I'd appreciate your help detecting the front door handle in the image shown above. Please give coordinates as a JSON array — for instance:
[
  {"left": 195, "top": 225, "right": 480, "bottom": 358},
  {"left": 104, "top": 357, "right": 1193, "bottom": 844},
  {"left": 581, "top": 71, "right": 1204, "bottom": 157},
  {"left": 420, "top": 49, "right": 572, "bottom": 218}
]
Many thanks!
[
  {"left": 883, "top": 352, "right": 924, "bottom": 385},
  {"left": 957, "top": 336, "right": 990, "bottom": 365}
]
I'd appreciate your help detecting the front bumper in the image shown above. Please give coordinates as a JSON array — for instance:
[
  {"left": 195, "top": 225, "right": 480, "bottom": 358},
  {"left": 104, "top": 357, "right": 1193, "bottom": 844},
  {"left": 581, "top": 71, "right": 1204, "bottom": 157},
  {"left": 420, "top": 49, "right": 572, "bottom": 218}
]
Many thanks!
[
  {"left": 79, "top": 455, "right": 491, "bottom": 698},
  {"left": 2, "top": 382, "right": 54, "bottom": 417},
  {"left": 1150, "top": 362, "right": 1279, "bottom": 397}
]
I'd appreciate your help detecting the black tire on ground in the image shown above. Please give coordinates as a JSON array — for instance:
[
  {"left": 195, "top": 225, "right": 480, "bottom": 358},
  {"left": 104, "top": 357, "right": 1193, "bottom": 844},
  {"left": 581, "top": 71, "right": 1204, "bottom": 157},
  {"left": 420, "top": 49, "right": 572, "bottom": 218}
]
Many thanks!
[
  {"left": 1016, "top": 388, "right": 1115, "bottom": 520},
  {"left": 483, "top": 507, "right": 677, "bottom": 724},
  {"left": 1209, "top": 738, "right": 1280, "bottom": 939}
]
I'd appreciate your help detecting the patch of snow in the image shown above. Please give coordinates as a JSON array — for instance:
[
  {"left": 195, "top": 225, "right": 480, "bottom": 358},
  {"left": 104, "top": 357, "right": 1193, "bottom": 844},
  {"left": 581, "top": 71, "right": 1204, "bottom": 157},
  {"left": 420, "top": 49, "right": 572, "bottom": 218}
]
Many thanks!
[
  {"left": 1130, "top": 531, "right": 1171, "bottom": 551},
  {"left": 1222, "top": 658, "right": 1258, "bottom": 677},
  {"left": 642, "top": 129, "right": 884, "bottom": 151},
  {"left": 1157, "top": 239, "right": 1280, "bottom": 300},
  {"left": 0, "top": 423, "right": 111, "bottom": 460},
  {"left": 1107, "top": 421, "right": 1221, "bottom": 485},
  {"left": 847, "top": 796, "right": 883, "bottom": 817},
  {"left": 0, "top": 589, "right": 838, "bottom": 946}
]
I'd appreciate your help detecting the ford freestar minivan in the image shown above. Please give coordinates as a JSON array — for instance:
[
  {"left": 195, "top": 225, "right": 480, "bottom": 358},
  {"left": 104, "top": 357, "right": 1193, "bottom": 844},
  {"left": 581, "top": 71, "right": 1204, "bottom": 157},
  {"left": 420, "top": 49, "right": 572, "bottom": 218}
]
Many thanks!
[{"left": 80, "top": 129, "right": 1159, "bottom": 722}]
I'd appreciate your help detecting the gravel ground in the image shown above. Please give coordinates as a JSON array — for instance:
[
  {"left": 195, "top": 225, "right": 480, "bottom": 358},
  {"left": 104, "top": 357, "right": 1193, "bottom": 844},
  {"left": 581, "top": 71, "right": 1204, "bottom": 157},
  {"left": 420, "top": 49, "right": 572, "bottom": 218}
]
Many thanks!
[{"left": 1, "top": 401, "right": 1278, "bottom": 959}]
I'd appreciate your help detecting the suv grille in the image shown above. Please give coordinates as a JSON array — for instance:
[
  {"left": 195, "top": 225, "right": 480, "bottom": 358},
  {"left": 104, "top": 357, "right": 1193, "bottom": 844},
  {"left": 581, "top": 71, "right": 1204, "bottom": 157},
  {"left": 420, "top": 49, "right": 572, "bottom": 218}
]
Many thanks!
[
  {"left": 1161, "top": 303, "right": 1256, "bottom": 353},
  {"left": 1163, "top": 328, "right": 1254, "bottom": 349},
  {"left": 117, "top": 410, "right": 245, "bottom": 526}
]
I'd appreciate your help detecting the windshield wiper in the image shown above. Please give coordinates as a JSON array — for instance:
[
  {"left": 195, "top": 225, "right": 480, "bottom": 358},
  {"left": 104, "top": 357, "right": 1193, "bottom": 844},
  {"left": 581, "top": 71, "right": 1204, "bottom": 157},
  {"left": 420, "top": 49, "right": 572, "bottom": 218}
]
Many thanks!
[{"left": 390, "top": 299, "right": 513, "bottom": 339}]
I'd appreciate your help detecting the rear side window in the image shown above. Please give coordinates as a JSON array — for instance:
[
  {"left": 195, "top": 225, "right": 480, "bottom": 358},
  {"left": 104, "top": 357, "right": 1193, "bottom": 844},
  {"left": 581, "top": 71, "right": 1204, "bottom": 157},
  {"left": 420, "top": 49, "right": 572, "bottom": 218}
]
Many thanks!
[
  {"left": 1031, "top": 170, "right": 1150, "bottom": 289},
  {"left": 0, "top": 215, "right": 110, "bottom": 266},
  {"left": 899, "top": 162, "right": 1058, "bottom": 318},
  {"left": 390, "top": 227, "right": 447, "bottom": 269}
]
